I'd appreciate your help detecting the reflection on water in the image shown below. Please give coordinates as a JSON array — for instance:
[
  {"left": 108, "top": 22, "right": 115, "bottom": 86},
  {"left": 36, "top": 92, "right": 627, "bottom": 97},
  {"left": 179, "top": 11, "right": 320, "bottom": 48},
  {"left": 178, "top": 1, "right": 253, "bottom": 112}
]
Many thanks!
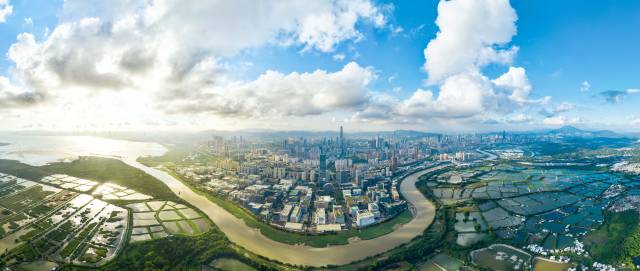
[{"left": 0, "top": 135, "right": 167, "bottom": 166}]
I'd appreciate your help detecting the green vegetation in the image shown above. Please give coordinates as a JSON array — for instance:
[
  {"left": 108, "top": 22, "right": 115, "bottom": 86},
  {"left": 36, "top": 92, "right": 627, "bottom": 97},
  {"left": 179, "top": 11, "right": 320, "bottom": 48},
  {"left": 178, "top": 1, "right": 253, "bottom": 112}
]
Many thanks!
[
  {"left": 0, "top": 157, "right": 276, "bottom": 270},
  {"left": 335, "top": 207, "right": 448, "bottom": 271},
  {"left": 164, "top": 168, "right": 414, "bottom": 248},
  {"left": 534, "top": 257, "right": 573, "bottom": 271},
  {"left": 0, "top": 185, "right": 54, "bottom": 211},
  {"left": 0, "top": 157, "right": 180, "bottom": 201},
  {"left": 210, "top": 257, "right": 257, "bottom": 271},
  {"left": 60, "top": 222, "right": 99, "bottom": 259},
  {"left": 137, "top": 148, "right": 195, "bottom": 167},
  {"left": 99, "top": 228, "right": 276, "bottom": 271},
  {"left": 585, "top": 210, "right": 640, "bottom": 264}
]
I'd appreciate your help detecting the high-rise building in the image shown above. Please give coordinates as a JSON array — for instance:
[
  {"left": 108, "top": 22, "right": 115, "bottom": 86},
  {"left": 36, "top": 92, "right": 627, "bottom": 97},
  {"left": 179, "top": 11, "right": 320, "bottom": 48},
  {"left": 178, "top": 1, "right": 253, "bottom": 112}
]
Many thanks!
[
  {"left": 337, "top": 170, "right": 350, "bottom": 184},
  {"left": 339, "top": 125, "right": 344, "bottom": 156},
  {"left": 319, "top": 153, "right": 326, "bottom": 180}
]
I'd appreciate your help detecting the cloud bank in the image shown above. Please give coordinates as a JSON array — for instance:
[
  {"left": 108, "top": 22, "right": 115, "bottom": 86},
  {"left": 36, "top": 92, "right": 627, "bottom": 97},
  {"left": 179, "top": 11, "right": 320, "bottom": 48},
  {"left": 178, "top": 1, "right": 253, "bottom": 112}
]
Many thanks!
[{"left": 0, "top": 0, "right": 557, "bottom": 131}]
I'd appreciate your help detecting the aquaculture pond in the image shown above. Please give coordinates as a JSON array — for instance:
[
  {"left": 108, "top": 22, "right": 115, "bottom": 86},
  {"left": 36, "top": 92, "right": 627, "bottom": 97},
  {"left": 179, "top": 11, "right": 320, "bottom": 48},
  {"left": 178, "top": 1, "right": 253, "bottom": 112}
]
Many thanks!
[{"left": 424, "top": 163, "right": 638, "bottom": 255}]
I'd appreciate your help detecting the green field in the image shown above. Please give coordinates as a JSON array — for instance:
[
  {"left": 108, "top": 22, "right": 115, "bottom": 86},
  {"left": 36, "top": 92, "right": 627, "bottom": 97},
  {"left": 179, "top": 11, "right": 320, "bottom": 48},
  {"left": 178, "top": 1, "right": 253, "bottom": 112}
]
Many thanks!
[
  {"left": 533, "top": 258, "right": 573, "bottom": 271},
  {"left": 0, "top": 157, "right": 180, "bottom": 201},
  {"left": 162, "top": 167, "right": 414, "bottom": 248}
]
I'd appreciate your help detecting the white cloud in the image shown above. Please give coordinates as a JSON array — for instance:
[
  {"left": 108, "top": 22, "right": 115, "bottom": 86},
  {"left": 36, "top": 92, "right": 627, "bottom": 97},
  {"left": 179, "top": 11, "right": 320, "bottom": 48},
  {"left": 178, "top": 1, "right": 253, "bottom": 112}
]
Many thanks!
[
  {"left": 160, "top": 62, "right": 375, "bottom": 117},
  {"left": 423, "top": 0, "right": 517, "bottom": 83},
  {"left": 295, "top": 0, "right": 387, "bottom": 52},
  {"left": 333, "top": 53, "right": 346, "bottom": 61},
  {"left": 492, "top": 66, "right": 532, "bottom": 103},
  {"left": 353, "top": 70, "right": 543, "bottom": 124},
  {"left": 543, "top": 115, "right": 579, "bottom": 126},
  {"left": 506, "top": 113, "right": 533, "bottom": 124},
  {"left": 553, "top": 102, "right": 576, "bottom": 113},
  {"left": 0, "top": 0, "right": 12, "bottom": 23},
  {"left": 580, "top": 81, "right": 590, "bottom": 92},
  {"left": 627, "top": 88, "right": 640, "bottom": 94},
  {"left": 348, "top": 0, "right": 547, "bottom": 125},
  {"left": 23, "top": 17, "right": 32, "bottom": 26},
  {"left": 357, "top": 0, "right": 545, "bottom": 125},
  {"left": 391, "top": 25, "right": 404, "bottom": 35},
  {"left": 3, "top": 0, "right": 388, "bottom": 116}
]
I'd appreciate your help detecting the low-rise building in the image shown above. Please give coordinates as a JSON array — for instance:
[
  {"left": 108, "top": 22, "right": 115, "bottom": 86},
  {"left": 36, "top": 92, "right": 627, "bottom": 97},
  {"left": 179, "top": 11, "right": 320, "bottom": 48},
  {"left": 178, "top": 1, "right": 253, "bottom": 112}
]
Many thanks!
[
  {"left": 289, "top": 206, "right": 302, "bottom": 223},
  {"left": 316, "top": 224, "right": 342, "bottom": 233},
  {"left": 280, "top": 204, "right": 293, "bottom": 222},
  {"left": 356, "top": 211, "right": 375, "bottom": 227},
  {"left": 284, "top": 222, "right": 304, "bottom": 231}
]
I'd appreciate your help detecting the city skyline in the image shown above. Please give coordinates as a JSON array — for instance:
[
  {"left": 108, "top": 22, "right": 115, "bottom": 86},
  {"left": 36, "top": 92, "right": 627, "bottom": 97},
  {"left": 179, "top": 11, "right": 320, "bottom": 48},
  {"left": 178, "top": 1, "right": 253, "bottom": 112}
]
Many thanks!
[{"left": 0, "top": 0, "right": 639, "bottom": 133}]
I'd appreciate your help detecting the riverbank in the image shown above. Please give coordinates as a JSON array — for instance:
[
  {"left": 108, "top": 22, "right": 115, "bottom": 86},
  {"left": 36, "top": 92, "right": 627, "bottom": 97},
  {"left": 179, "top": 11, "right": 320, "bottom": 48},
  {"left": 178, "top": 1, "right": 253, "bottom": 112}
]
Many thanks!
[
  {"left": 159, "top": 165, "right": 414, "bottom": 248},
  {"left": 122, "top": 157, "right": 441, "bottom": 267}
]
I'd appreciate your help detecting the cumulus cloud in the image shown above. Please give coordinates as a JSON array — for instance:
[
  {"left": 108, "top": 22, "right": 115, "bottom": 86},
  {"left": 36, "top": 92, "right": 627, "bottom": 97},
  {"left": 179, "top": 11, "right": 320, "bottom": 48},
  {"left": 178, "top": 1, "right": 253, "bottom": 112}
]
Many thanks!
[
  {"left": 0, "top": 0, "right": 12, "bottom": 23},
  {"left": 353, "top": 69, "right": 543, "bottom": 124},
  {"left": 0, "top": 77, "right": 44, "bottom": 108},
  {"left": 353, "top": 0, "right": 545, "bottom": 125},
  {"left": 5, "top": 0, "right": 388, "bottom": 112},
  {"left": 598, "top": 89, "right": 639, "bottom": 104},
  {"left": 0, "top": 0, "right": 549, "bottom": 130},
  {"left": 423, "top": 0, "right": 517, "bottom": 83},
  {"left": 160, "top": 62, "right": 374, "bottom": 117}
]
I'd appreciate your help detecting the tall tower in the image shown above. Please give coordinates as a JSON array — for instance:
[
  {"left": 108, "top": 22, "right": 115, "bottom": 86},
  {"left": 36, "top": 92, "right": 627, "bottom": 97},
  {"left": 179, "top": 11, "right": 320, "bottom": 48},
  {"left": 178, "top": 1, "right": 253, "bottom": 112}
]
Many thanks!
[
  {"left": 319, "top": 152, "right": 326, "bottom": 181},
  {"left": 340, "top": 125, "right": 344, "bottom": 157}
]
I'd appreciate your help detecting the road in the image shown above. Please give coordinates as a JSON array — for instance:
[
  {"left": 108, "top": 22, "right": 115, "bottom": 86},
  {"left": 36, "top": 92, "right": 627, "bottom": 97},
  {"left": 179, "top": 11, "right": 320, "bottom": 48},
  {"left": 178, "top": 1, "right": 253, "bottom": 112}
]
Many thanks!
[{"left": 123, "top": 158, "right": 444, "bottom": 267}]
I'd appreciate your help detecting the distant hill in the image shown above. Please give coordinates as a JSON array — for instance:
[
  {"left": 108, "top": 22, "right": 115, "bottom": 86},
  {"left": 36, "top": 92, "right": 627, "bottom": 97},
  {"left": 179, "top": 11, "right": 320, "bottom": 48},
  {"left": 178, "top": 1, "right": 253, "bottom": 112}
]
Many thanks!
[{"left": 546, "top": 126, "right": 626, "bottom": 138}]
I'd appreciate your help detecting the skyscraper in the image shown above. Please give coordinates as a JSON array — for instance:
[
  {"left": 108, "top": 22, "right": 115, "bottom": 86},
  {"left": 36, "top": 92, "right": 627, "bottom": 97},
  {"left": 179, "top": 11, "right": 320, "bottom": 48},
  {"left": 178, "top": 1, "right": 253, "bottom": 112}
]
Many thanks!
[
  {"left": 319, "top": 152, "right": 327, "bottom": 181},
  {"left": 340, "top": 125, "right": 344, "bottom": 157}
]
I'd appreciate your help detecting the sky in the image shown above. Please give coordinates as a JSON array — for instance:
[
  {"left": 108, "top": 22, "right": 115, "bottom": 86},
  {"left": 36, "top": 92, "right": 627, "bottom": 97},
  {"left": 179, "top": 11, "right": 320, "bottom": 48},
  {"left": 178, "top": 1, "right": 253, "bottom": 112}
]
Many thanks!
[{"left": 0, "top": 0, "right": 638, "bottom": 133}]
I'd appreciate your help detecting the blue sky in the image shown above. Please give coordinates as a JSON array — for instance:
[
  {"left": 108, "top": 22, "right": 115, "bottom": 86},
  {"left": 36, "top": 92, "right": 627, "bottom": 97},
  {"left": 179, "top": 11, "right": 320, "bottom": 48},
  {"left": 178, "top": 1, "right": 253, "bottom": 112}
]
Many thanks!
[{"left": 0, "top": 0, "right": 638, "bottom": 132}]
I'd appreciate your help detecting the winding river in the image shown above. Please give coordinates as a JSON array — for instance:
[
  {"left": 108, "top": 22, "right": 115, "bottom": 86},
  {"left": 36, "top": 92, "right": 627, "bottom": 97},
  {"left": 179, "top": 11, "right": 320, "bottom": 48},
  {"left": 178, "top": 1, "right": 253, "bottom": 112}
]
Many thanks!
[
  {"left": 0, "top": 135, "right": 441, "bottom": 267},
  {"left": 123, "top": 158, "right": 442, "bottom": 267}
]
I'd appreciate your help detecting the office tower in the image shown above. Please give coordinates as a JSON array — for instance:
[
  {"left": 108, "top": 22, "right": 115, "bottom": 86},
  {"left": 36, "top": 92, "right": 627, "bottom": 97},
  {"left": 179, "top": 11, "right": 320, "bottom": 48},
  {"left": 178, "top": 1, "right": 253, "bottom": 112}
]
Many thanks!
[
  {"left": 340, "top": 125, "right": 344, "bottom": 157},
  {"left": 319, "top": 153, "right": 327, "bottom": 180}
]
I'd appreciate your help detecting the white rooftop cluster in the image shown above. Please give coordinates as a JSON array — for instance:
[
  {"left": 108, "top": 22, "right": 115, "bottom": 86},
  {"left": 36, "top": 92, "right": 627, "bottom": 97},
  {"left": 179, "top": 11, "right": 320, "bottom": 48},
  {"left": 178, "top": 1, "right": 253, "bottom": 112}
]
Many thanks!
[{"left": 611, "top": 161, "right": 640, "bottom": 175}]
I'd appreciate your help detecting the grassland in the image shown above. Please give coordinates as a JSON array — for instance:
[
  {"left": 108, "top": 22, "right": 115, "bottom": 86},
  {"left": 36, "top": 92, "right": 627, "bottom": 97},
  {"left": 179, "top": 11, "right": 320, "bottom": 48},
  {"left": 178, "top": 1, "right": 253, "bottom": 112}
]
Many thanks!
[{"left": 533, "top": 257, "right": 573, "bottom": 271}]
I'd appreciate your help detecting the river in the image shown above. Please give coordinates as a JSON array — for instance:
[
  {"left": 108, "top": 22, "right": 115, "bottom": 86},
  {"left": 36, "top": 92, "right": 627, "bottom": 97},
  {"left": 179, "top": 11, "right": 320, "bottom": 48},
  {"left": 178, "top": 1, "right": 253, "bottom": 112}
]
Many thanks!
[
  {"left": 123, "top": 158, "right": 441, "bottom": 266},
  {"left": 0, "top": 135, "right": 440, "bottom": 267}
]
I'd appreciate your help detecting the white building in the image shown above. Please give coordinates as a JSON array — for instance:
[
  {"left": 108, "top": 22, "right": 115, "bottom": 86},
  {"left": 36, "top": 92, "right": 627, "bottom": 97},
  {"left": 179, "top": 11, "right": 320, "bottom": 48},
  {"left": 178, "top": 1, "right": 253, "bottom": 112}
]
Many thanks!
[
  {"left": 289, "top": 206, "right": 302, "bottom": 223},
  {"left": 368, "top": 203, "right": 381, "bottom": 218},
  {"left": 315, "top": 196, "right": 332, "bottom": 209},
  {"left": 356, "top": 211, "right": 376, "bottom": 227},
  {"left": 315, "top": 208, "right": 326, "bottom": 225}
]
